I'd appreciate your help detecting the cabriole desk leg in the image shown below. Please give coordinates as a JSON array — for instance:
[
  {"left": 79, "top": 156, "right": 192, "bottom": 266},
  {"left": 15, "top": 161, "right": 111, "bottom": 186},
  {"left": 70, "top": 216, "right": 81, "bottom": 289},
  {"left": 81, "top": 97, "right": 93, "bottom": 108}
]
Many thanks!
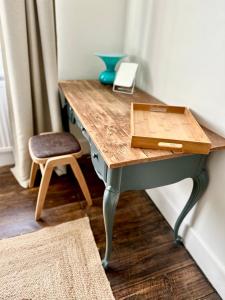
[
  {"left": 174, "top": 168, "right": 209, "bottom": 244},
  {"left": 102, "top": 168, "right": 122, "bottom": 269},
  {"left": 102, "top": 186, "right": 120, "bottom": 269}
]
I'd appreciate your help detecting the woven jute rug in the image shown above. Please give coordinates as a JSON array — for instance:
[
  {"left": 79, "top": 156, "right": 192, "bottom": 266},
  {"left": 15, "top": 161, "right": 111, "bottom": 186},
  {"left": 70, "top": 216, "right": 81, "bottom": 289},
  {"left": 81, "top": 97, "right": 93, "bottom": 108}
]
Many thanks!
[{"left": 0, "top": 217, "right": 115, "bottom": 300}]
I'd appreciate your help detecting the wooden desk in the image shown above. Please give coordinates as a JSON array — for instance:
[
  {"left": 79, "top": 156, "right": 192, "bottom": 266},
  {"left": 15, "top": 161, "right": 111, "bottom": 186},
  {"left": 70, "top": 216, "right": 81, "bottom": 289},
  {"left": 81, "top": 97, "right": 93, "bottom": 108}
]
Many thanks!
[{"left": 59, "top": 80, "right": 225, "bottom": 268}]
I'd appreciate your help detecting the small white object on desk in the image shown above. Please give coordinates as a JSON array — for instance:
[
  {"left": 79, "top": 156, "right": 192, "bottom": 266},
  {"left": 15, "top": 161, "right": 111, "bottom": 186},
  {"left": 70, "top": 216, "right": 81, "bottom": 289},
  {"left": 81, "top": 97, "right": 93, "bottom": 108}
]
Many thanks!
[{"left": 113, "top": 62, "right": 138, "bottom": 94}]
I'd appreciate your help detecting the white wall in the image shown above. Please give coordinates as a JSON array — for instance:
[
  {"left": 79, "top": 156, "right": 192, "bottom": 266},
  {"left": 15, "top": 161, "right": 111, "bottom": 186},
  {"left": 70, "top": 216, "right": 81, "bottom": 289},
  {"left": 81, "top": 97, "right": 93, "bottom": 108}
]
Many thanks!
[
  {"left": 124, "top": 0, "right": 225, "bottom": 297},
  {"left": 55, "top": 0, "right": 127, "bottom": 152},
  {"left": 55, "top": 0, "right": 127, "bottom": 80}
]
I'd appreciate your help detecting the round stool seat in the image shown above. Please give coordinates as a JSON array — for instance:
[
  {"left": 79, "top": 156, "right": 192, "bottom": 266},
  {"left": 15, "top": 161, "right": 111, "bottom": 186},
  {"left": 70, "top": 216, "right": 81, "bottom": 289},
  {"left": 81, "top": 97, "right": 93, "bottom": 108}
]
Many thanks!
[{"left": 29, "top": 132, "right": 81, "bottom": 158}]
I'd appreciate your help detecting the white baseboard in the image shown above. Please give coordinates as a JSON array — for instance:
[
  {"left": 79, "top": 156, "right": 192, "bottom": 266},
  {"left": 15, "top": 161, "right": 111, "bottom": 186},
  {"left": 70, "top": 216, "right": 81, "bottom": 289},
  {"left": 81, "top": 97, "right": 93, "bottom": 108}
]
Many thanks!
[
  {"left": 146, "top": 189, "right": 225, "bottom": 299},
  {"left": 0, "top": 147, "right": 14, "bottom": 167}
]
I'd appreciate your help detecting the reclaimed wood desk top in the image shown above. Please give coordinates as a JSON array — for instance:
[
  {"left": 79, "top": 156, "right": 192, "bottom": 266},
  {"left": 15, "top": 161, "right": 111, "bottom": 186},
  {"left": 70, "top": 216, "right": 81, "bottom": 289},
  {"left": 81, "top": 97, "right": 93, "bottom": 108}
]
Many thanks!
[{"left": 59, "top": 80, "right": 225, "bottom": 168}]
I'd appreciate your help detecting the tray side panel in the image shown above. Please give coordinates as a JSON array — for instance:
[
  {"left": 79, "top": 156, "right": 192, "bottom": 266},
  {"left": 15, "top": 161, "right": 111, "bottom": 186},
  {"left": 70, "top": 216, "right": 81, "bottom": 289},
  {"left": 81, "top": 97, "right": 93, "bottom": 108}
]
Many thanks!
[
  {"left": 131, "top": 136, "right": 211, "bottom": 154},
  {"left": 184, "top": 108, "right": 211, "bottom": 143},
  {"left": 131, "top": 103, "right": 211, "bottom": 154},
  {"left": 132, "top": 103, "right": 186, "bottom": 113}
]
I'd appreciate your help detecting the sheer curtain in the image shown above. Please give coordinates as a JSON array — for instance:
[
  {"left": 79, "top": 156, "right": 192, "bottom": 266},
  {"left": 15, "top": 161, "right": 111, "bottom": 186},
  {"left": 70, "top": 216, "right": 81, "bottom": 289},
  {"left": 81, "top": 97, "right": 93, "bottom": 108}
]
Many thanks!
[
  {"left": 0, "top": 46, "right": 13, "bottom": 166},
  {"left": 0, "top": 0, "right": 62, "bottom": 187}
]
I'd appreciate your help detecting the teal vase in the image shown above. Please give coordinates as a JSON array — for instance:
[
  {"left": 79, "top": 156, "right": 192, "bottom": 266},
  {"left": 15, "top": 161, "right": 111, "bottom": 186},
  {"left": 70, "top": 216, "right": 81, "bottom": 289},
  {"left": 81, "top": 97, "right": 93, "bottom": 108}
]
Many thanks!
[{"left": 95, "top": 53, "right": 127, "bottom": 85}]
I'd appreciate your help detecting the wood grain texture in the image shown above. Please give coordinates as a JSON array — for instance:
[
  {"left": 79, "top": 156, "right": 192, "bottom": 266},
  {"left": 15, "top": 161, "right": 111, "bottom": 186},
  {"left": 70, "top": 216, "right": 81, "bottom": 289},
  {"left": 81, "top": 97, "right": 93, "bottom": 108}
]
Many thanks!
[
  {"left": 0, "top": 157, "right": 220, "bottom": 300},
  {"left": 131, "top": 103, "right": 211, "bottom": 154},
  {"left": 59, "top": 80, "right": 225, "bottom": 168}
]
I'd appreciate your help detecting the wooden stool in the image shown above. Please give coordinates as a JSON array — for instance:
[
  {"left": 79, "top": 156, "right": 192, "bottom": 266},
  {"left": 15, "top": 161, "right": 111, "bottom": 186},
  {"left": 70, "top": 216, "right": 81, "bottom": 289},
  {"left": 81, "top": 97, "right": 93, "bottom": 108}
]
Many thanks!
[{"left": 28, "top": 132, "right": 92, "bottom": 220}]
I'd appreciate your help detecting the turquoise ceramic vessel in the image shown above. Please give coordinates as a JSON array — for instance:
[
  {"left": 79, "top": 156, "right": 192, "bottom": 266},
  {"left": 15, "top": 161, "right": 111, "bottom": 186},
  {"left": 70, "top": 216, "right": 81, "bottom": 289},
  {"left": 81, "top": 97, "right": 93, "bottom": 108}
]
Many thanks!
[{"left": 95, "top": 53, "right": 127, "bottom": 85}]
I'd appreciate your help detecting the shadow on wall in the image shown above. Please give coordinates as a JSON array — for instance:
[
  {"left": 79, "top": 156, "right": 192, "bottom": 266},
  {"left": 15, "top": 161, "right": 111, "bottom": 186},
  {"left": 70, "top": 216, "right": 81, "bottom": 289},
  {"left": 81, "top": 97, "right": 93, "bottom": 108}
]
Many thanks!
[
  {"left": 124, "top": 0, "right": 181, "bottom": 96},
  {"left": 183, "top": 151, "right": 225, "bottom": 249},
  {"left": 124, "top": 0, "right": 155, "bottom": 91},
  {"left": 124, "top": 0, "right": 225, "bottom": 296}
]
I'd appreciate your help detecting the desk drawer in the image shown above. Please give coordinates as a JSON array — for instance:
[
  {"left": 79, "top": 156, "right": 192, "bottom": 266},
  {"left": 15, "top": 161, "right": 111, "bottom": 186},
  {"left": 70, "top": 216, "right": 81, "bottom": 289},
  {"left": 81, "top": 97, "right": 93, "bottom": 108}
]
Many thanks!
[
  {"left": 90, "top": 142, "right": 107, "bottom": 183},
  {"left": 67, "top": 104, "right": 76, "bottom": 124},
  {"left": 66, "top": 102, "right": 90, "bottom": 141},
  {"left": 75, "top": 116, "right": 83, "bottom": 130},
  {"left": 66, "top": 102, "right": 82, "bottom": 128},
  {"left": 66, "top": 102, "right": 107, "bottom": 182},
  {"left": 77, "top": 119, "right": 90, "bottom": 142},
  {"left": 81, "top": 127, "right": 90, "bottom": 142}
]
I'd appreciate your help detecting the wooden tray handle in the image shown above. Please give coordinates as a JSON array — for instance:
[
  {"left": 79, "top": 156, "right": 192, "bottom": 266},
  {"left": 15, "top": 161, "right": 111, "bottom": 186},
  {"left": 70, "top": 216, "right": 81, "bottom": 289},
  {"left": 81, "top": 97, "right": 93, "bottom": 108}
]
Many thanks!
[
  {"left": 150, "top": 107, "right": 167, "bottom": 113},
  {"left": 158, "top": 142, "right": 183, "bottom": 151}
]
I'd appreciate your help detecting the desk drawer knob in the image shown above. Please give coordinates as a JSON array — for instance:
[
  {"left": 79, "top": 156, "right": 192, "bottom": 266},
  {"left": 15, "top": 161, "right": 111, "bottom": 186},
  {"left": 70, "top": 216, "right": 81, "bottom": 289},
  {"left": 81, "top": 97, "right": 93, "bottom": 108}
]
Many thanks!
[{"left": 92, "top": 153, "right": 98, "bottom": 159}]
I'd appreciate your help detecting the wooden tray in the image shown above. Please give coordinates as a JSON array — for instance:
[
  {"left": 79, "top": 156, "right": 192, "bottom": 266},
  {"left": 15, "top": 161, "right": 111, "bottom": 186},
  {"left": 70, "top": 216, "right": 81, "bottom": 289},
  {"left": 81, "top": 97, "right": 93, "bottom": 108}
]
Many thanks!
[{"left": 131, "top": 103, "right": 211, "bottom": 154}]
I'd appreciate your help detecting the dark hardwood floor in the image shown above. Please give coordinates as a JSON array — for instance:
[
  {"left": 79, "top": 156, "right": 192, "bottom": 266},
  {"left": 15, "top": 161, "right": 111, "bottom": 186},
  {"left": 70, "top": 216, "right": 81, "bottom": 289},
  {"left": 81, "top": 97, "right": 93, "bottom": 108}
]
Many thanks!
[{"left": 0, "top": 156, "right": 220, "bottom": 300}]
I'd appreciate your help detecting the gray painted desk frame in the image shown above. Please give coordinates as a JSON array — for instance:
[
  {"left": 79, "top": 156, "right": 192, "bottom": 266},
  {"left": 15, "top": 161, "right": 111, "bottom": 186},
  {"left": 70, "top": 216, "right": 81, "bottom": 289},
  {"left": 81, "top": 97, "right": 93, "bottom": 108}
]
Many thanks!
[{"left": 65, "top": 100, "right": 209, "bottom": 269}]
